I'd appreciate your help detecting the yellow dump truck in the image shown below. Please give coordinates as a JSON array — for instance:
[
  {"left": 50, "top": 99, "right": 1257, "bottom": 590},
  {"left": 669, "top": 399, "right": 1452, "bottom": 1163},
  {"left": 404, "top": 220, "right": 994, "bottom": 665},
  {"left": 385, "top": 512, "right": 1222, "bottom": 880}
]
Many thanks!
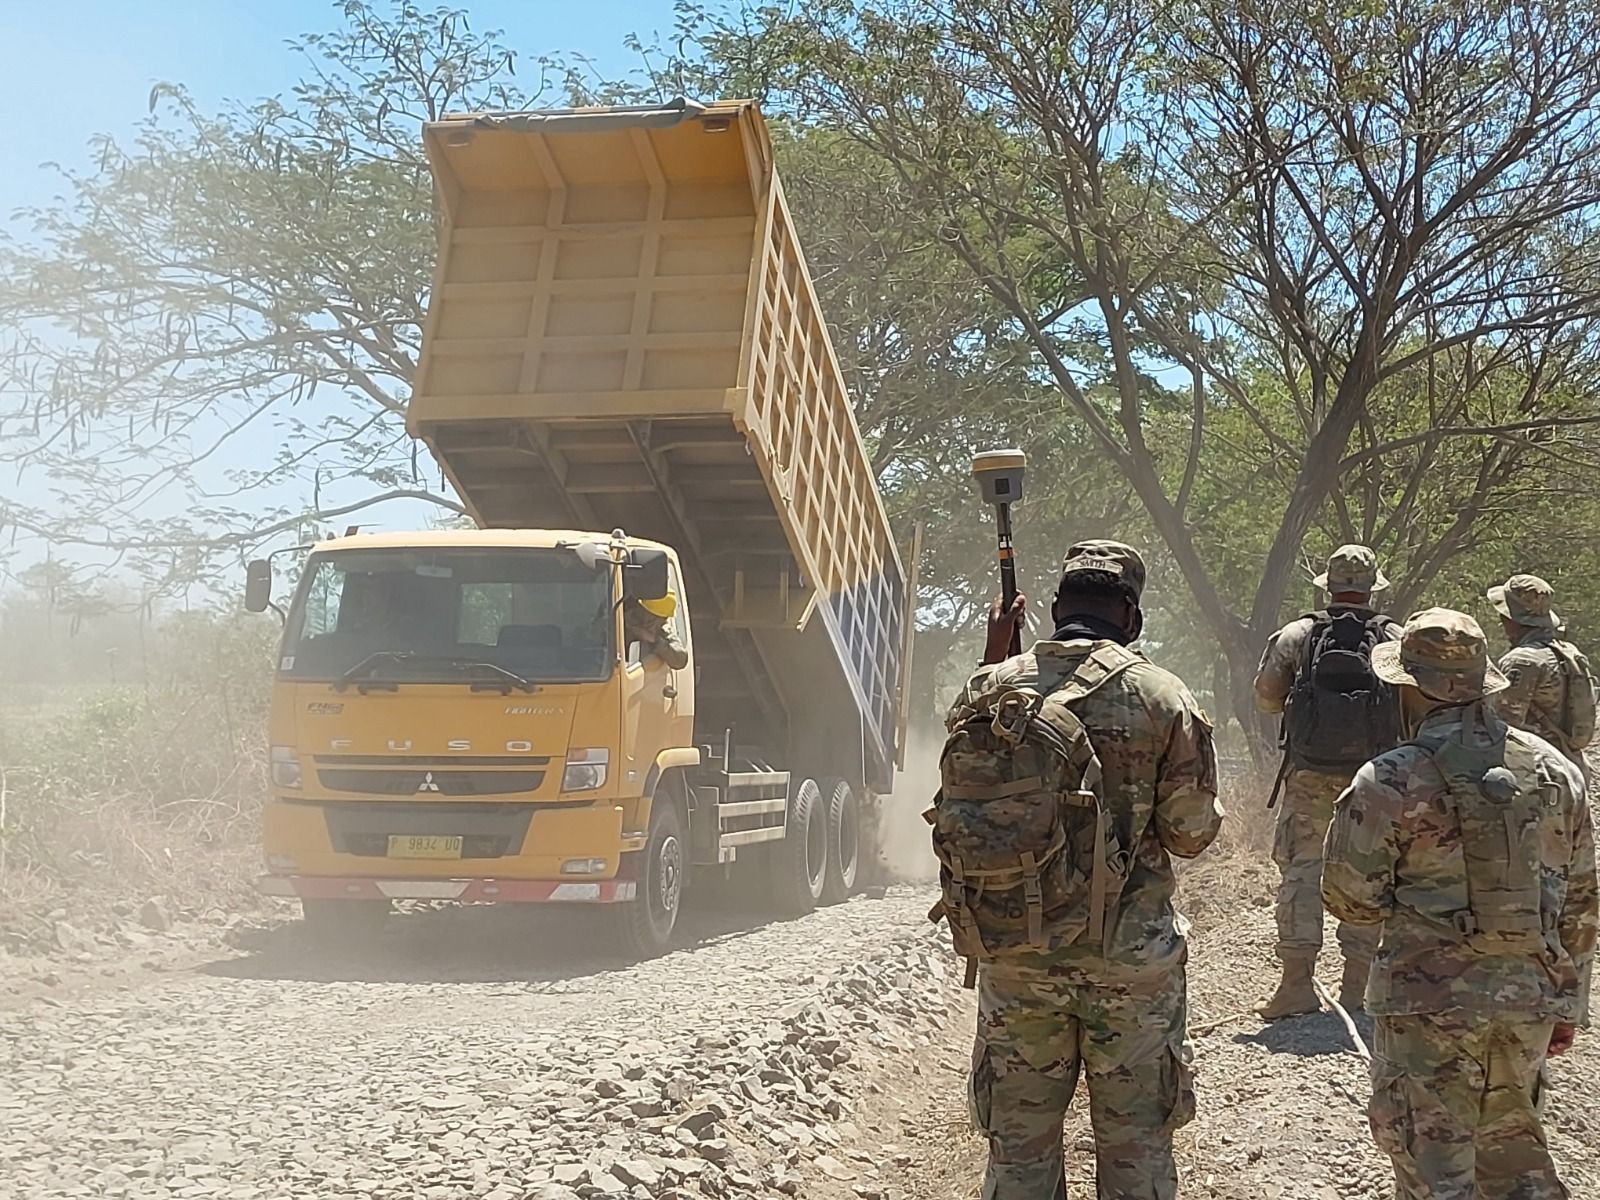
[{"left": 247, "top": 100, "right": 913, "bottom": 954}]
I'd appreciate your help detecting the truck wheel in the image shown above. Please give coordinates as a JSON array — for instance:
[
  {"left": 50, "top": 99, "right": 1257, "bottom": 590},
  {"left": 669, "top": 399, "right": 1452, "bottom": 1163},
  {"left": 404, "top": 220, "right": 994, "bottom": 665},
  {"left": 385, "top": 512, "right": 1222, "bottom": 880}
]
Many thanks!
[
  {"left": 613, "top": 798, "right": 685, "bottom": 958},
  {"left": 301, "top": 898, "right": 389, "bottom": 948},
  {"left": 819, "top": 778, "right": 860, "bottom": 904},
  {"left": 773, "top": 778, "right": 827, "bottom": 914}
]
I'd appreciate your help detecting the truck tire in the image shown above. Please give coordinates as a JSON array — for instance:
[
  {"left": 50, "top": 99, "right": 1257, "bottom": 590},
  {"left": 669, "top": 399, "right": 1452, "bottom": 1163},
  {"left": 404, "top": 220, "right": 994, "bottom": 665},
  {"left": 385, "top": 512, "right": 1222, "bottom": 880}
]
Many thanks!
[
  {"left": 612, "top": 797, "right": 685, "bottom": 958},
  {"left": 773, "top": 778, "right": 827, "bottom": 914},
  {"left": 819, "top": 777, "right": 860, "bottom": 904},
  {"left": 301, "top": 898, "right": 389, "bottom": 948}
]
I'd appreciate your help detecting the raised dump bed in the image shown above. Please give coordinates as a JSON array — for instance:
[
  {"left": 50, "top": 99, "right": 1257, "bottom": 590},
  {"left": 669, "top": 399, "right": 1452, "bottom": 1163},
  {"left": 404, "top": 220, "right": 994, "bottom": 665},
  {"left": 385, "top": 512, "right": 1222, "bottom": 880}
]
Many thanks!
[{"left": 408, "top": 100, "right": 907, "bottom": 793}]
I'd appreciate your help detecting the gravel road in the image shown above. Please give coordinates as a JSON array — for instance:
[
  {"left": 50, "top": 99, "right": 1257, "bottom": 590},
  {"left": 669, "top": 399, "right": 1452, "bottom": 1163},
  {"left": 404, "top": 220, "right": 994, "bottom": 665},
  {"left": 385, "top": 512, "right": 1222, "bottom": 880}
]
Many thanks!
[
  {"left": 889, "top": 852, "right": 1600, "bottom": 1200},
  {"left": 0, "top": 890, "right": 961, "bottom": 1200},
  {"left": 9, "top": 851, "right": 1599, "bottom": 1200}
]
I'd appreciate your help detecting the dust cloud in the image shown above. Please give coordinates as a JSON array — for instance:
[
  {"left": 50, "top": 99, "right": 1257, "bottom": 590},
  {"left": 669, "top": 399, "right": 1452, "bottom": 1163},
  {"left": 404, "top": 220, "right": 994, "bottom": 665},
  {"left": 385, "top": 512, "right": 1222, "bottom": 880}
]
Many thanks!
[{"left": 874, "top": 726, "right": 945, "bottom": 882}]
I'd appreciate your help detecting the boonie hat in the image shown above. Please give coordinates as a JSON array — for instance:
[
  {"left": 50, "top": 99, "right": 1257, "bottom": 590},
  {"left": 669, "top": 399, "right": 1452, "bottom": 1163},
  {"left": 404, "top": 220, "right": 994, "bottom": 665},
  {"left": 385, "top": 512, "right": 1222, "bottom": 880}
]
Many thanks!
[
  {"left": 1487, "top": 574, "right": 1560, "bottom": 631},
  {"left": 1313, "top": 544, "right": 1389, "bottom": 594},
  {"left": 1060, "top": 539, "right": 1147, "bottom": 602},
  {"left": 1371, "top": 607, "right": 1509, "bottom": 702}
]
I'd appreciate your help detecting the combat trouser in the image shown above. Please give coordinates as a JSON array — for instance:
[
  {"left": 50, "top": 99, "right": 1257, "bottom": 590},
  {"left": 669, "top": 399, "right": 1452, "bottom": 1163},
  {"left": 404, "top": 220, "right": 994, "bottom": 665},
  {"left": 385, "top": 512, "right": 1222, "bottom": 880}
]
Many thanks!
[
  {"left": 1273, "top": 768, "right": 1380, "bottom": 961},
  {"left": 1369, "top": 1012, "right": 1568, "bottom": 1199},
  {"left": 969, "top": 965, "right": 1195, "bottom": 1199}
]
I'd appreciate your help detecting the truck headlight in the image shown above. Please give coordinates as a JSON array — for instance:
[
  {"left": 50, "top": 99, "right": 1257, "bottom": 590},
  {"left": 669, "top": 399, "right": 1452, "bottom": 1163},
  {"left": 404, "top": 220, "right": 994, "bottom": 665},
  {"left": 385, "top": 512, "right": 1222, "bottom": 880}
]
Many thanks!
[
  {"left": 562, "top": 748, "right": 609, "bottom": 793},
  {"left": 270, "top": 745, "right": 303, "bottom": 790}
]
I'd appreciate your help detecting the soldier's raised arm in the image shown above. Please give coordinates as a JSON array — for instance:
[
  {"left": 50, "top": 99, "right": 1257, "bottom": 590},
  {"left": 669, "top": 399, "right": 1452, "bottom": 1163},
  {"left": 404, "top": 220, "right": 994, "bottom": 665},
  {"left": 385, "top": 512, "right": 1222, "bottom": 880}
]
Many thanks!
[
  {"left": 1321, "top": 761, "right": 1404, "bottom": 927},
  {"left": 1153, "top": 677, "right": 1223, "bottom": 859}
]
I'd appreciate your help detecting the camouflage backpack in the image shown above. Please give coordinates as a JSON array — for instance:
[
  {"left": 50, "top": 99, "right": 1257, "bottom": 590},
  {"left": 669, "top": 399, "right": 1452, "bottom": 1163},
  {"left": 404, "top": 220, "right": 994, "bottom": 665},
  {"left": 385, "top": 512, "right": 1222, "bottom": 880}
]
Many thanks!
[
  {"left": 1549, "top": 639, "right": 1597, "bottom": 751},
  {"left": 1409, "top": 708, "right": 1570, "bottom": 959},
  {"left": 926, "top": 644, "right": 1137, "bottom": 987}
]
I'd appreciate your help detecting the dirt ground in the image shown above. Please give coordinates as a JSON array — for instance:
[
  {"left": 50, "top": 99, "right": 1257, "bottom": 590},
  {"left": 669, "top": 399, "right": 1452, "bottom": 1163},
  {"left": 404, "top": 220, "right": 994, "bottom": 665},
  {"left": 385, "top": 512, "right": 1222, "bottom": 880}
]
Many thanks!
[
  {"left": 873, "top": 850, "right": 1600, "bottom": 1199},
  {"left": 5, "top": 807, "right": 1600, "bottom": 1198}
]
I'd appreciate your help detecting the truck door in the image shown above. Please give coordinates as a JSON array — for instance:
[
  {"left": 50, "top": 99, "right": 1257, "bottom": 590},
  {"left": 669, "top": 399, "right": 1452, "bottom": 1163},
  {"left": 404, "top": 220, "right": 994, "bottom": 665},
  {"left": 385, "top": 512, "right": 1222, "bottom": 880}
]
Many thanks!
[{"left": 620, "top": 561, "right": 694, "bottom": 793}]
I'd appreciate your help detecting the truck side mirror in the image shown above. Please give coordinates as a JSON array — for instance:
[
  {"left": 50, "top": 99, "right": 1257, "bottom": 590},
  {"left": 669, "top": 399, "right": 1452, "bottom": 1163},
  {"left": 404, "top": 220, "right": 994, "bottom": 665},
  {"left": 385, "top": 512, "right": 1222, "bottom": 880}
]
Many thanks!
[
  {"left": 244, "top": 559, "right": 273, "bottom": 613},
  {"left": 623, "top": 548, "right": 670, "bottom": 602}
]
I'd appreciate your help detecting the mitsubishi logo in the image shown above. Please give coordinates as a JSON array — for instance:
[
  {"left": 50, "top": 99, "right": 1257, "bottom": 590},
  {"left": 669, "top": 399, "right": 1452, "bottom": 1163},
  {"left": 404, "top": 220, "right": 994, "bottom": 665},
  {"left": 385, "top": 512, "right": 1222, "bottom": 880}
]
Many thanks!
[{"left": 417, "top": 772, "right": 442, "bottom": 793}]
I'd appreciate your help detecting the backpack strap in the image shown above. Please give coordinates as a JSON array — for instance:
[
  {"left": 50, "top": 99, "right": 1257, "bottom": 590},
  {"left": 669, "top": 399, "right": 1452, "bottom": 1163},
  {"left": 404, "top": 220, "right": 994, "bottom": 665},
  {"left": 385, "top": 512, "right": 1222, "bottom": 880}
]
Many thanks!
[
  {"left": 1051, "top": 645, "right": 1138, "bottom": 950},
  {"left": 944, "top": 851, "right": 989, "bottom": 962},
  {"left": 1368, "top": 614, "right": 1402, "bottom": 638},
  {"left": 1547, "top": 640, "right": 1587, "bottom": 748},
  {"left": 1300, "top": 611, "right": 1334, "bottom": 675},
  {"left": 1089, "top": 802, "right": 1113, "bottom": 947},
  {"left": 1052, "top": 641, "right": 1141, "bottom": 704}
]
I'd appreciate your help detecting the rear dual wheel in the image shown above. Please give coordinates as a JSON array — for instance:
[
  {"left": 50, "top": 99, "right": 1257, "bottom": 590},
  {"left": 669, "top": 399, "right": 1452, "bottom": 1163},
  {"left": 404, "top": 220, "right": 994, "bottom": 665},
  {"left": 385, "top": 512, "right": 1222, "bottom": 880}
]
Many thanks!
[
  {"left": 819, "top": 777, "right": 860, "bottom": 904},
  {"left": 773, "top": 776, "right": 861, "bottom": 913},
  {"left": 773, "top": 778, "right": 828, "bottom": 913}
]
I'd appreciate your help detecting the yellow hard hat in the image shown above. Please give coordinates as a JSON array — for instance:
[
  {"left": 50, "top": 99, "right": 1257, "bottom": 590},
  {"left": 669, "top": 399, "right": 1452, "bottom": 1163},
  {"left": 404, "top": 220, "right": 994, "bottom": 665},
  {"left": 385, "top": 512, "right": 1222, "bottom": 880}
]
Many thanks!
[{"left": 639, "top": 592, "right": 677, "bottom": 620}]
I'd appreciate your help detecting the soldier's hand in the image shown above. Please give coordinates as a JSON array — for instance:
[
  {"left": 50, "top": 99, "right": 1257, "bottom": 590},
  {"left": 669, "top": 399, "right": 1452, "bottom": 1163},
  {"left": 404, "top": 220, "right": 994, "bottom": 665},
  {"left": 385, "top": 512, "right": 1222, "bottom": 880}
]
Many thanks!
[
  {"left": 1549, "top": 1022, "right": 1577, "bottom": 1057},
  {"left": 984, "top": 593, "right": 1027, "bottom": 664}
]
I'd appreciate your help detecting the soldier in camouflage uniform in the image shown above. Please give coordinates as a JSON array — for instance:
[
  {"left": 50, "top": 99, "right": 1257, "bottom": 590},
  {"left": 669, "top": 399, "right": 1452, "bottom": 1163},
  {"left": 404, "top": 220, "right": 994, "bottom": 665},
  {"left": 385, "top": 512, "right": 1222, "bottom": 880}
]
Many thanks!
[
  {"left": 1323, "top": 608, "right": 1597, "bottom": 1200},
  {"left": 1488, "top": 574, "right": 1595, "bottom": 776},
  {"left": 952, "top": 540, "right": 1223, "bottom": 1200},
  {"left": 1254, "top": 544, "right": 1400, "bottom": 1017}
]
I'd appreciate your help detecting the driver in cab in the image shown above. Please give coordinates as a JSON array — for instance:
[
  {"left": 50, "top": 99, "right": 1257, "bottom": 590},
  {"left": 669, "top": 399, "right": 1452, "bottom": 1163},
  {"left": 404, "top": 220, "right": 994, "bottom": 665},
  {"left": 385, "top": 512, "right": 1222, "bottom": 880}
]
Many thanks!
[{"left": 625, "top": 592, "right": 688, "bottom": 670}]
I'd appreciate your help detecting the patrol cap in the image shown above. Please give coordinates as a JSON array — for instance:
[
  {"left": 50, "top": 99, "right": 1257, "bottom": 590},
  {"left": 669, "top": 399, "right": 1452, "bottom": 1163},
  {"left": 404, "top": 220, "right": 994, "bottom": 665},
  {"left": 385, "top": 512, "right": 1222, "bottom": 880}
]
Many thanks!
[
  {"left": 1312, "top": 544, "right": 1389, "bottom": 594},
  {"left": 1059, "top": 539, "right": 1146, "bottom": 602},
  {"left": 1487, "top": 573, "right": 1560, "bottom": 631},
  {"left": 1371, "top": 607, "right": 1509, "bottom": 702}
]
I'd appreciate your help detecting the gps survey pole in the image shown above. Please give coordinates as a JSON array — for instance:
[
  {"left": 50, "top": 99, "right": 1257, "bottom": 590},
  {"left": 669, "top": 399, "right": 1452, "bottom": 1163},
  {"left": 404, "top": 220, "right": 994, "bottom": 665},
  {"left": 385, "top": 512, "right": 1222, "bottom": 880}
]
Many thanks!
[{"left": 971, "top": 449, "right": 1028, "bottom": 659}]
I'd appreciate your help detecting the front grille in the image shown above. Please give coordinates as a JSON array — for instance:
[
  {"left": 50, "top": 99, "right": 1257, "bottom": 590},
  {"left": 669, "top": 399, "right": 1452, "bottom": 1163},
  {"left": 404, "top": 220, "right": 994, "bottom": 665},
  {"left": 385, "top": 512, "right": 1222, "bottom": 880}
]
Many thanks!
[{"left": 317, "top": 769, "right": 545, "bottom": 796}]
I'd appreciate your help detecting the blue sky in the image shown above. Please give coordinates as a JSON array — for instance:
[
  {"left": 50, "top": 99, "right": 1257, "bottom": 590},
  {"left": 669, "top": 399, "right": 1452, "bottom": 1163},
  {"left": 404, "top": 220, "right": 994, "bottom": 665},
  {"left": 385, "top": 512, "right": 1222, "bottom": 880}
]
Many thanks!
[
  {"left": 0, "top": 0, "right": 681, "bottom": 570},
  {"left": 1, "top": 0, "right": 675, "bottom": 216}
]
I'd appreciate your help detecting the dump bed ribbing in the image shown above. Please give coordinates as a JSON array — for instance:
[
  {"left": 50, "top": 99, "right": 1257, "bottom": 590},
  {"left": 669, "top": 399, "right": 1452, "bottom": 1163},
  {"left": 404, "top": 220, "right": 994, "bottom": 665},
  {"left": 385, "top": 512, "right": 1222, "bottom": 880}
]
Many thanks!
[{"left": 407, "top": 100, "right": 906, "bottom": 792}]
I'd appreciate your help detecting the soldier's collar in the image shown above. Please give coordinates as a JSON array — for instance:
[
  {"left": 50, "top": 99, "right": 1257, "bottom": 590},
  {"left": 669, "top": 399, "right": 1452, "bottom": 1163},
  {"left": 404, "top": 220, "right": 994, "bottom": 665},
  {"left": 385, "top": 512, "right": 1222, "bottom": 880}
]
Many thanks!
[{"left": 1050, "top": 614, "right": 1133, "bottom": 646}]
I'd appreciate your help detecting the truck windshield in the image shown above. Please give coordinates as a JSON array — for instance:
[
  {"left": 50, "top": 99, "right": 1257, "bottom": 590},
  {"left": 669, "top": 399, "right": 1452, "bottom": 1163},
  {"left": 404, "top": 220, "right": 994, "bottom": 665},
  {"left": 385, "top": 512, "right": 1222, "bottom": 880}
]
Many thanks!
[{"left": 280, "top": 547, "right": 613, "bottom": 684}]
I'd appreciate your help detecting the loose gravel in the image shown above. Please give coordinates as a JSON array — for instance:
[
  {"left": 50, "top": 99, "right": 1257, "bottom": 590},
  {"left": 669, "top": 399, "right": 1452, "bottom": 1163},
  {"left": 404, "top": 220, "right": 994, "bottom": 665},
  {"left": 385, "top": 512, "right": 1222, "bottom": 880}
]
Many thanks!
[
  {"left": 9, "top": 845, "right": 1599, "bottom": 1200},
  {"left": 1, "top": 890, "right": 960, "bottom": 1200},
  {"left": 889, "top": 851, "right": 1600, "bottom": 1200}
]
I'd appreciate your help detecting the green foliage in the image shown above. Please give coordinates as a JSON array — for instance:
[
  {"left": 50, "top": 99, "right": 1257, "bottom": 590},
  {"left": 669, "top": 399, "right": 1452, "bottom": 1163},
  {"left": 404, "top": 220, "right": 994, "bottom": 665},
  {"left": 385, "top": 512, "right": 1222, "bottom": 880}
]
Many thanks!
[
  {"left": 7, "top": 0, "right": 1600, "bottom": 740},
  {"left": 649, "top": 0, "right": 1600, "bottom": 733}
]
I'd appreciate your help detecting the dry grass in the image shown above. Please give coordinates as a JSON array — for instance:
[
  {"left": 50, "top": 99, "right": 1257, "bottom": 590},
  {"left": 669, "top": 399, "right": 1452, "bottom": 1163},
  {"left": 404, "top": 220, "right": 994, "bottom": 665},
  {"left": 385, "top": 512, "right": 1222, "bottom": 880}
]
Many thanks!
[
  {"left": 1176, "top": 756, "right": 1280, "bottom": 934},
  {"left": 0, "top": 613, "right": 276, "bottom": 941}
]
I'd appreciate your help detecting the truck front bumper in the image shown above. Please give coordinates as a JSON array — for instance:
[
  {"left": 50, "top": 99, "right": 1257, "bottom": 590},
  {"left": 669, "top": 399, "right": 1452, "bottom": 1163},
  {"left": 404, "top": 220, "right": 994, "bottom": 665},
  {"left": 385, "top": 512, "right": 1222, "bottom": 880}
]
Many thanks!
[{"left": 256, "top": 876, "right": 638, "bottom": 903}]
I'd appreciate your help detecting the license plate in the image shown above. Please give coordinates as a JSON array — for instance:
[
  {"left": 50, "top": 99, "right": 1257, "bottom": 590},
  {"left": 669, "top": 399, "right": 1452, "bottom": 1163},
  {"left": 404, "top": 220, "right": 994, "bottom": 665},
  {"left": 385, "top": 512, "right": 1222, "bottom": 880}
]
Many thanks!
[{"left": 386, "top": 835, "right": 464, "bottom": 859}]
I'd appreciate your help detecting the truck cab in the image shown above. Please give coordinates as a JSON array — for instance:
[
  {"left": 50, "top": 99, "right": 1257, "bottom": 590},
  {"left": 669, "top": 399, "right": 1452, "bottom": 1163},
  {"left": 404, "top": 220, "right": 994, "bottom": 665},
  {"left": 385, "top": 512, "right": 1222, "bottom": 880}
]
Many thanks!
[{"left": 256, "top": 531, "right": 695, "bottom": 941}]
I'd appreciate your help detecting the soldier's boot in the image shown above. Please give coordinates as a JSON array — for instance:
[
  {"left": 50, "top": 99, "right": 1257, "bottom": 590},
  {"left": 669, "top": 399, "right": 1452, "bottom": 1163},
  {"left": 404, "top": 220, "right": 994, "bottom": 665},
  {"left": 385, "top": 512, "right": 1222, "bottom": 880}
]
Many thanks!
[
  {"left": 1255, "top": 954, "right": 1318, "bottom": 1020},
  {"left": 1338, "top": 955, "right": 1372, "bottom": 1011}
]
